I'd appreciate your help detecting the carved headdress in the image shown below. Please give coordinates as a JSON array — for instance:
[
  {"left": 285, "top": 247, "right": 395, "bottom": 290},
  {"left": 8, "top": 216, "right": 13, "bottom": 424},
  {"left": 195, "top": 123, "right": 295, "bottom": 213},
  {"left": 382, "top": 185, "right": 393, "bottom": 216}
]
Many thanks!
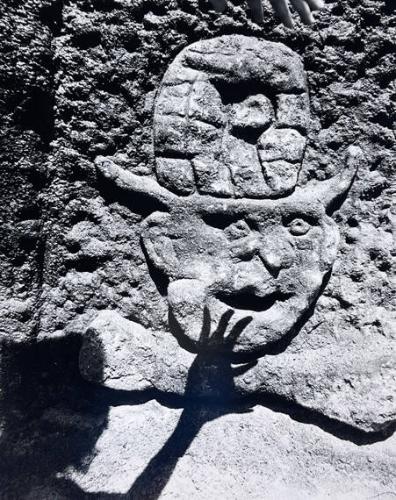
[
  {"left": 153, "top": 35, "right": 309, "bottom": 199},
  {"left": 96, "top": 36, "right": 360, "bottom": 215}
]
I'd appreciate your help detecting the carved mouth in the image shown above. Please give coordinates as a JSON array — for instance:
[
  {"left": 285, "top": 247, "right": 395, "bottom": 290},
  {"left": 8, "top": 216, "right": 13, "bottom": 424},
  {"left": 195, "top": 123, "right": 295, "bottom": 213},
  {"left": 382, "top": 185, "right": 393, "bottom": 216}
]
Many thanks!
[{"left": 216, "top": 290, "right": 290, "bottom": 312}]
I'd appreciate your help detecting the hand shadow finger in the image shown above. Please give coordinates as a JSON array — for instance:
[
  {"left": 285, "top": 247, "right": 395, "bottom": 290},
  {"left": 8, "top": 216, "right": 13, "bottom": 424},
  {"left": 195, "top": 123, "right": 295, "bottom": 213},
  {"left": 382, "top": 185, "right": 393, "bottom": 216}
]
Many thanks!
[
  {"left": 199, "top": 306, "right": 212, "bottom": 344},
  {"left": 225, "top": 315, "right": 253, "bottom": 346},
  {"left": 211, "top": 309, "right": 235, "bottom": 343}
]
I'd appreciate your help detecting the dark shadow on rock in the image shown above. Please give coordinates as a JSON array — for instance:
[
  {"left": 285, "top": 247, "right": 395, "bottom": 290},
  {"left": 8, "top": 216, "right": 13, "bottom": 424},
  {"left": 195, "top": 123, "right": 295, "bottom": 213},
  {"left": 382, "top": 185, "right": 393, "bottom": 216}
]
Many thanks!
[
  {"left": 52, "top": 306, "right": 396, "bottom": 500},
  {"left": 0, "top": 336, "right": 155, "bottom": 498},
  {"left": 2, "top": 307, "right": 395, "bottom": 499},
  {"left": 122, "top": 310, "right": 255, "bottom": 500},
  {"left": 52, "top": 311, "right": 255, "bottom": 499},
  {"left": 0, "top": 337, "right": 104, "bottom": 497},
  {"left": 247, "top": 393, "right": 396, "bottom": 446}
]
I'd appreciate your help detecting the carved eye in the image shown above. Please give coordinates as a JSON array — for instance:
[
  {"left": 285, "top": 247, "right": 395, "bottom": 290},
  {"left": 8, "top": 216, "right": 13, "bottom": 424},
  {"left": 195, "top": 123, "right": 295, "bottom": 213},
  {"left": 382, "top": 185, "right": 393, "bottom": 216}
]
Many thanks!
[
  {"left": 225, "top": 220, "right": 251, "bottom": 240},
  {"left": 288, "top": 218, "right": 311, "bottom": 236}
]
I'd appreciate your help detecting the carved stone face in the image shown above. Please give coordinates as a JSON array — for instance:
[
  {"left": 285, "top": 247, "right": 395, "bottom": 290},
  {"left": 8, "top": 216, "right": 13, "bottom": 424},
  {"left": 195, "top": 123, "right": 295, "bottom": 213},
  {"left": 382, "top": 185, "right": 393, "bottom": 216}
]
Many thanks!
[
  {"left": 135, "top": 35, "right": 356, "bottom": 356},
  {"left": 143, "top": 186, "right": 340, "bottom": 355},
  {"left": 94, "top": 35, "right": 359, "bottom": 357},
  {"left": 114, "top": 35, "right": 360, "bottom": 357}
]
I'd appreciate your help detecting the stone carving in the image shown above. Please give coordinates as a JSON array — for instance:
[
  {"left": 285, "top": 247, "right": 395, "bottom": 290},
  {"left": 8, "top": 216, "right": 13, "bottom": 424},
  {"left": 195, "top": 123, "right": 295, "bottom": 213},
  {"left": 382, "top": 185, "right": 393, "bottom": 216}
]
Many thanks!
[
  {"left": 154, "top": 36, "right": 309, "bottom": 199},
  {"left": 80, "top": 36, "right": 362, "bottom": 402},
  {"left": 2, "top": 1, "right": 396, "bottom": 495}
]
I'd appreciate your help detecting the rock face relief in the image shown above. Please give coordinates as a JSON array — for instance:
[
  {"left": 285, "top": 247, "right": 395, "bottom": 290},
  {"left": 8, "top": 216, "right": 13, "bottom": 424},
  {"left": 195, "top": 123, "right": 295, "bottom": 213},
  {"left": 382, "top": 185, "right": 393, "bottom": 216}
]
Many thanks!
[
  {"left": 80, "top": 36, "right": 361, "bottom": 400},
  {"left": 2, "top": 3, "right": 396, "bottom": 496}
]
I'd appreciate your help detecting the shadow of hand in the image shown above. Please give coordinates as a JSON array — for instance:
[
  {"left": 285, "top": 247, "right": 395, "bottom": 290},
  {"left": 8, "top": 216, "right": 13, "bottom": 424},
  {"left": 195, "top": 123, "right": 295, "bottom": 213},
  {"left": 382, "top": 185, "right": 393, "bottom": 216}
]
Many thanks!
[{"left": 184, "top": 307, "right": 256, "bottom": 404}]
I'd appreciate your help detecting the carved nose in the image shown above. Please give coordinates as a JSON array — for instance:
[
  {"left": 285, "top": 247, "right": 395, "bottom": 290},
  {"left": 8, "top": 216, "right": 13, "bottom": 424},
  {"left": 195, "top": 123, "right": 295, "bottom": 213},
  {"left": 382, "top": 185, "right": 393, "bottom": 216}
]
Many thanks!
[{"left": 259, "top": 250, "right": 282, "bottom": 277}]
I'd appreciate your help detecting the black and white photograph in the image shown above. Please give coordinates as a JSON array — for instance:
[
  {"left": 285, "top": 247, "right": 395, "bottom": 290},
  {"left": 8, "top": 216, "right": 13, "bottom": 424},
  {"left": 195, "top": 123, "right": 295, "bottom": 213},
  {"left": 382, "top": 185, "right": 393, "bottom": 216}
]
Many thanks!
[{"left": 0, "top": 0, "right": 395, "bottom": 498}]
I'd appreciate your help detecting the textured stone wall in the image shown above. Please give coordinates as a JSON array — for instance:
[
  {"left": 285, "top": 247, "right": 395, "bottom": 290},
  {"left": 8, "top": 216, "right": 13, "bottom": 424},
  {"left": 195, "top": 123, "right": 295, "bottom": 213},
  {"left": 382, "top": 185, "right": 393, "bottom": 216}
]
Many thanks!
[{"left": 0, "top": 0, "right": 395, "bottom": 498}]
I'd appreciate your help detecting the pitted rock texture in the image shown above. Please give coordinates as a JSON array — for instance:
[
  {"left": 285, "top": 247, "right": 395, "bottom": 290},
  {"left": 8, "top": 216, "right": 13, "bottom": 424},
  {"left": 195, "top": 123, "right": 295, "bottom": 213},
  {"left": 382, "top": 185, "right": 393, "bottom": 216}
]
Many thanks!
[
  {"left": 1, "top": 0, "right": 395, "bottom": 498},
  {"left": 63, "top": 402, "right": 396, "bottom": 499},
  {"left": 0, "top": 0, "right": 54, "bottom": 344}
]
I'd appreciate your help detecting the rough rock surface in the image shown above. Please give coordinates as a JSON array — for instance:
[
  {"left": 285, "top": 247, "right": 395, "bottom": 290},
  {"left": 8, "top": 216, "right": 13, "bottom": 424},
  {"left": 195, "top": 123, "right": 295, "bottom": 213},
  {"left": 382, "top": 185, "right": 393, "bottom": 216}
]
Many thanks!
[
  {"left": 0, "top": 0, "right": 395, "bottom": 498},
  {"left": 54, "top": 402, "right": 396, "bottom": 498}
]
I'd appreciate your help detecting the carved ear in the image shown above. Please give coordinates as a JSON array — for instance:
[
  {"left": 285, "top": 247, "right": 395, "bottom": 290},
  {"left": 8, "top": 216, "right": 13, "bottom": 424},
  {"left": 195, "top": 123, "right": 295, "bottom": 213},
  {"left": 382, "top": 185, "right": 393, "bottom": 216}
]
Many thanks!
[
  {"left": 307, "top": 146, "right": 363, "bottom": 214},
  {"left": 141, "top": 212, "right": 179, "bottom": 275}
]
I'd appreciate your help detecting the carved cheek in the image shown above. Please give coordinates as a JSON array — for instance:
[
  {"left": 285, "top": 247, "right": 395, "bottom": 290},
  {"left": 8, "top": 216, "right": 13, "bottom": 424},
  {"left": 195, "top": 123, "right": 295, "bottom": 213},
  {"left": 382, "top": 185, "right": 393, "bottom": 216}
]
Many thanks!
[
  {"left": 178, "top": 230, "right": 231, "bottom": 283},
  {"left": 294, "top": 239, "right": 315, "bottom": 251},
  {"left": 320, "top": 217, "right": 340, "bottom": 269},
  {"left": 278, "top": 231, "right": 323, "bottom": 294},
  {"left": 287, "top": 225, "right": 323, "bottom": 265}
]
